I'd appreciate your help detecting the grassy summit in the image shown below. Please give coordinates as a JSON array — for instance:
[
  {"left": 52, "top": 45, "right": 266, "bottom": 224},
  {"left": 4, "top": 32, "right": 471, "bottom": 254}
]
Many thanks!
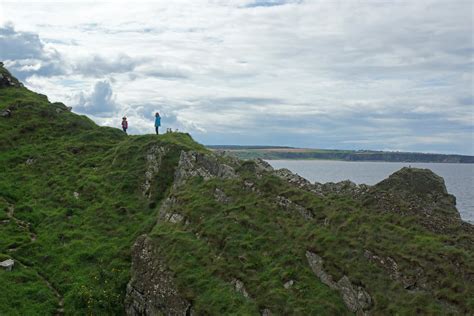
[{"left": 0, "top": 65, "right": 473, "bottom": 315}]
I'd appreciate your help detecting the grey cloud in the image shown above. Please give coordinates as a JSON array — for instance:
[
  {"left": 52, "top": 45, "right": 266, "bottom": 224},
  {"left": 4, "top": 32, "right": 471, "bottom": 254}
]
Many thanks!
[
  {"left": 0, "top": 23, "right": 66, "bottom": 79},
  {"left": 75, "top": 54, "right": 141, "bottom": 77},
  {"left": 75, "top": 80, "right": 117, "bottom": 116}
]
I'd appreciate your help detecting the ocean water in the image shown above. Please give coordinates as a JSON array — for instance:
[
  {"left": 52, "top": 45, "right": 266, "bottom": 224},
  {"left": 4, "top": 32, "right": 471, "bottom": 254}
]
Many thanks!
[{"left": 267, "top": 160, "right": 474, "bottom": 224}]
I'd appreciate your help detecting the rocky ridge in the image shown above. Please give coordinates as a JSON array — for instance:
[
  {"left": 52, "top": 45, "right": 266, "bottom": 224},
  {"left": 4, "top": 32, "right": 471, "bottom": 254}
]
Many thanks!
[{"left": 126, "top": 149, "right": 472, "bottom": 315}]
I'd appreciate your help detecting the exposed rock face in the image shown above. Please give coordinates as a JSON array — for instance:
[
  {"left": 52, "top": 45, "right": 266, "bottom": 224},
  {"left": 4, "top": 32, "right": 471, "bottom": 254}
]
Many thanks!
[
  {"left": 306, "top": 251, "right": 372, "bottom": 315},
  {"left": 143, "top": 145, "right": 168, "bottom": 198},
  {"left": 276, "top": 195, "right": 313, "bottom": 220},
  {"left": 158, "top": 197, "right": 184, "bottom": 224},
  {"left": 364, "top": 250, "right": 428, "bottom": 291},
  {"left": 174, "top": 151, "right": 238, "bottom": 188},
  {"left": 231, "top": 278, "right": 250, "bottom": 299},
  {"left": 125, "top": 235, "right": 192, "bottom": 316},
  {"left": 0, "top": 63, "right": 23, "bottom": 88},
  {"left": 214, "top": 188, "right": 231, "bottom": 204}
]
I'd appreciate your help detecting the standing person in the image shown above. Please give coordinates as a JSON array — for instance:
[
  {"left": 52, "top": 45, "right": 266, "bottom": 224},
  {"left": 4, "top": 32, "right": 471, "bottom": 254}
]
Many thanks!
[
  {"left": 154, "top": 112, "right": 161, "bottom": 135},
  {"left": 122, "top": 117, "right": 128, "bottom": 134}
]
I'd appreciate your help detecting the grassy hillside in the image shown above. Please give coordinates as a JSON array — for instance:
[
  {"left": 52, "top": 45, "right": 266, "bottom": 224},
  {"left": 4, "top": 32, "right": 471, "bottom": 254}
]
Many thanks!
[
  {"left": 0, "top": 76, "right": 206, "bottom": 314},
  {"left": 1, "top": 65, "right": 473, "bottom": 315}
]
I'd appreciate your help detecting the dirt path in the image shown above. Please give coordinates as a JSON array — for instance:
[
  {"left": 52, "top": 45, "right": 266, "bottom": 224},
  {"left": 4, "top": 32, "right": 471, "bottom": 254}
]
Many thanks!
[{"left": 4, "top": 204, "right": 64, "bottom": 314}]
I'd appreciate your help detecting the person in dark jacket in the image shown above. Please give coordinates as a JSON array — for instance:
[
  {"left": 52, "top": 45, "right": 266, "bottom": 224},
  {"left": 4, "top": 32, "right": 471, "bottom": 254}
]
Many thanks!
[
  {"left": 122, "top": 117, "right": 128, "bottom": 134},
  {"left": 154, "top": 112, "right": 161, "bottom": 135}
]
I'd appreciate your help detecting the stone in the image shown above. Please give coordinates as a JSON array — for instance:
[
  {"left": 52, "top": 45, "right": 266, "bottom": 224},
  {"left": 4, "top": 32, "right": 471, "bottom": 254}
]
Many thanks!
[
  {"left": 231, "top": 278, "right": 250, "bottom": 298},
  {"left": 276, "top": 195, "right": 313, "bottom": 220},
  {"left": 214, "top": 188, "right": 231, "bottom": 204},
  {"left": 26, "top": 158, "right": 35, "bottom": 165},
  {"left": 142, "top": 145, "right": 168, "bottom": 198},
  {"left": 73, "top": 192, "right": 79, "bottom": 199},
  {"left": 125, "top": 235, "right": 191, "bottom": 315},
  {"left": 173, "top": 151, "right": 238, "bottom": 188},
  {"left": 274, "top": 168, "right": 323, "bottom": 196},
  {"left": 1, "top": 109, "right": 12, "bottom": 117},
  {"left": 0, "top": 259, "right": 14, "bottom": 271},
  {"left": 283, "top": 280, "right": 294, "bottom": 289},
  {"left": 306, "top": 251, "right": 372, "bottom": 314}
]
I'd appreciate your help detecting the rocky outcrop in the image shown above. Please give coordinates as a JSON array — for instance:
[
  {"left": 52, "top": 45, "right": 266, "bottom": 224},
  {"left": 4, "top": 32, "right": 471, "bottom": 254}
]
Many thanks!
[
  {"left": 276, "top": 195, "right": 313, "bottom": 220},
  {"left": 316, "top": 180, "right": 370, "bottom": 198},
  {"left": 0, "top": 259, "right": 14, "bottom": 271},
  {"left": 273, "top": 168, "right": 323, "bottom": 196},
  {"left": 0, "top": 62, "right": 23, "bottom": 88},
  {"left": 174, "top": 151, "right": 238, "bottom": 188},
  {"left": 142, "top": 145, "right": 168, "bottom": 198},
  {"left": 306, "top": 251, "right": 372, "bottom": 315},
  {"left": 363, "top": 167, "right": 461, "bottom": 232},
  {"left": 125, "top": 235, "right": 192, "bottom": 316},
  {"left": 363, "top": 250, "right": 427, "bottom": 291}
]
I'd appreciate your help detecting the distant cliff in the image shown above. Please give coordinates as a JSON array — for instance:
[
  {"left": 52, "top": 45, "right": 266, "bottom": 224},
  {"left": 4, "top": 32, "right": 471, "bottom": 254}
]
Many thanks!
[{"left": 208, "top": 146, "right": 474, "bottom": 163}]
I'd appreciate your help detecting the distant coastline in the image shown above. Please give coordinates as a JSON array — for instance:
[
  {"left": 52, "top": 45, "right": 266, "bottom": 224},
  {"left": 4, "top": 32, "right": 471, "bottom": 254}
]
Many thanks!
[{"left": 208, "top": 146, "right": 474, "bottom": 163}]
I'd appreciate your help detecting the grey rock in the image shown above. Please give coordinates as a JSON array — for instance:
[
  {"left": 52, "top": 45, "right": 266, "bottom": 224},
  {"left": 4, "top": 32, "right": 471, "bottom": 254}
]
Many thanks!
[
  {"left": 125, "top": 235, "right": 191, "bottom": 315},
  {"left": 283, "top": 280, "right": 295, "bottom": 289},
  {"left": 142, "top": 145, "right": 168, "bottom": 198},
  {"left": 231, "top": 278, "right": 250, "bottom": 298},
  {"left": 276, "top": 195, "right": 313, "bottom": 220},
  {"left": 0, "top": 259, "right": 14, "bottom": 271},
  {"left": 364, "top": 167, "right": 461, "bottom": 233},
  {"left": 26, "top": 158, "right": 35, "bottom": 165},
  {"left": 158, "top": 197, "right": 185, "bottom": 224},
  {"left": 274, "top": 168, "right": 323, "bottom": 196},
  {"left": 261, "top": 308, "right": 272, "bottom": 316},
  {"left": 174, "top": 151, "right": 238, "bottom": 188},
  {"left": 214, "top": 188, "right": 231, "bottom": 204},
  {"left": 73, "top": 192, "right": 80, "bottom": 199},
  {"left": 306, "top": 251, "right": 372, "bottom": 314},
  {"left": 1, "top": 109, "right": 12, "bottom": 117}
]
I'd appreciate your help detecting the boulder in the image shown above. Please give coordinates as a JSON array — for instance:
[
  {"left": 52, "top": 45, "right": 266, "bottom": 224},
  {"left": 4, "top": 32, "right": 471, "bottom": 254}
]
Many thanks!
[{"left": 0, "top": 259, "right": 14, "bottom": 271}]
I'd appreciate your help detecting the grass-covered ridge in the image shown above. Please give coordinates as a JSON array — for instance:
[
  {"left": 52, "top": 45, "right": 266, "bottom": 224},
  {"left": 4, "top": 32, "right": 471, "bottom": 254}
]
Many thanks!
[
  {"left": 1, "top": 65, "right": 473, "bottom": 315},
  {"left": 0, "top": 73, "right": 206, "bottom": 314}
]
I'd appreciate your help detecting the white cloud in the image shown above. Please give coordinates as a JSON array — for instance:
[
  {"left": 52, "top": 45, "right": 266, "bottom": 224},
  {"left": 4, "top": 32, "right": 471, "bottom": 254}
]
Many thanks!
[{"left": 0, "top": 0, "right": 472, "bottom": 154}]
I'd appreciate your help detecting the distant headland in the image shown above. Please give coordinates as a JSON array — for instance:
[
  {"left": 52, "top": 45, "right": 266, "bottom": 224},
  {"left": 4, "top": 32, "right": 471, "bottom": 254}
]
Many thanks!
[{"left": 208, "top": 145, "right": 474, "bottom": 163}]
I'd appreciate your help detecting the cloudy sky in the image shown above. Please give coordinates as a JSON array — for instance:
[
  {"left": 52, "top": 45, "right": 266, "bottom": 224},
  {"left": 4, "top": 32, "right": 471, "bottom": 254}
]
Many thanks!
[{"left": 1, "top": 0, "right": 473, "bottom": 154}]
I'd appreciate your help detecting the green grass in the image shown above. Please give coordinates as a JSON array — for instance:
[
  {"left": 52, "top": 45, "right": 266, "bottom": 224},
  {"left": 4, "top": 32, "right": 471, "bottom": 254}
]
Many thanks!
[{"left": 0, "top": 68, "right": 473, "bottom": 315}]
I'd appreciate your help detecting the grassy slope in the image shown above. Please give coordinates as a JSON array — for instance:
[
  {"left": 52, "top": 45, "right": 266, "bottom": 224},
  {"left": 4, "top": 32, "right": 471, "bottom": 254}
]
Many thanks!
[
  {"left": 0, "top": 84, "right": 206, "bottom": 314},
  {"left": 148, "top": 164, "right": 474, "bottom": 314},
  {"left": 0, "top": 71, "right": 473, "bottom": 315}
]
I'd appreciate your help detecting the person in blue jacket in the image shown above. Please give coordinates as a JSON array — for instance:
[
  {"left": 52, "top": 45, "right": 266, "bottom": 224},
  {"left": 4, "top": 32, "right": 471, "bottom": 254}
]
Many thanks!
[{"left": 154, "top": 112, "right": 161, "bottom": 135}]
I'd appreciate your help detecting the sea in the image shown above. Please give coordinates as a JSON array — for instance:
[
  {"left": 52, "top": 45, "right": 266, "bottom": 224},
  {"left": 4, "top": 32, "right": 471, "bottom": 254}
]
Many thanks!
[{"left": 266, "top": 160, "right": 474, "bottom": 224}]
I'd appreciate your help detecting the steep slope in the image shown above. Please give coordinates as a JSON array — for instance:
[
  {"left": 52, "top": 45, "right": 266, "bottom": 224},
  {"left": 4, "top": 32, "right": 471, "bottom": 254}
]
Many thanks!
[
  {"left": 1, "top": 65, "right": 473, "bottom": 315},
  {"left": 0, "top": 64, "right": 206, "bottom": 314}
]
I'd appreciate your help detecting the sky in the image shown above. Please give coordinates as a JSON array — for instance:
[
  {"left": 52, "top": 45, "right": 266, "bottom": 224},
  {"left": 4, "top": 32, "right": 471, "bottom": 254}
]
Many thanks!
[{"left": 0, "top": 0, "right": 473, "bottom": 154}]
